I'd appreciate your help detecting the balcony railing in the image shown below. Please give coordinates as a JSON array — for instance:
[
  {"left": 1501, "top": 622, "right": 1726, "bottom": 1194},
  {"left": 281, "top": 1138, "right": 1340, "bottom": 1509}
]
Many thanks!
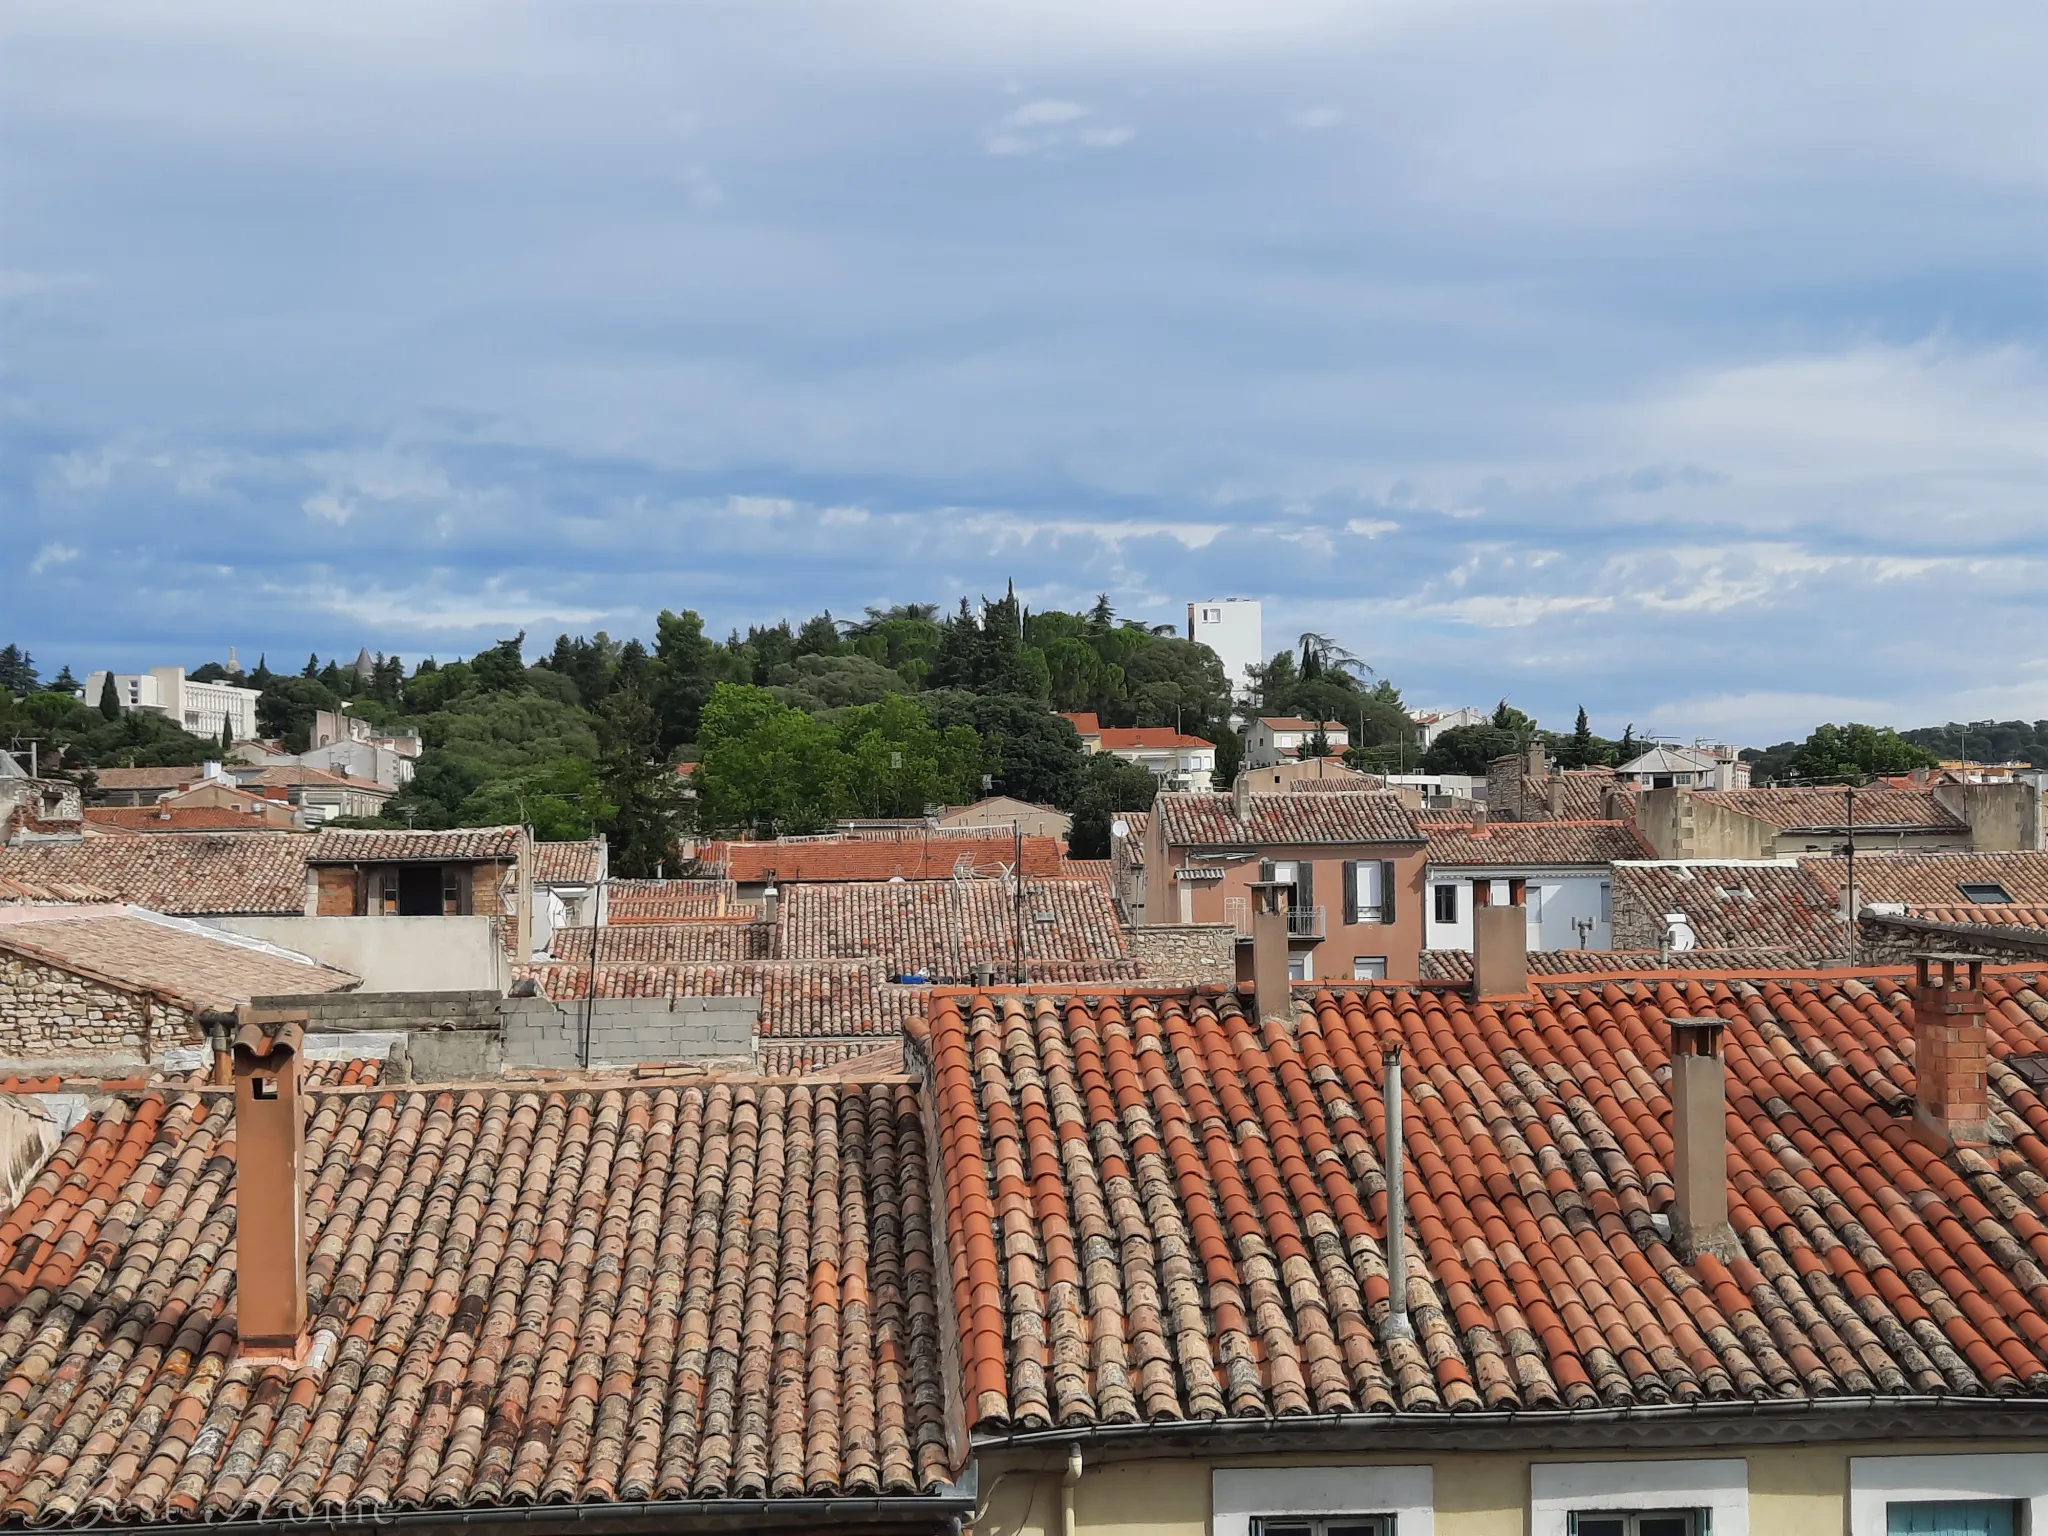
[{"left": 1223, "top": 897, "right": 1326, "bottom": 939}]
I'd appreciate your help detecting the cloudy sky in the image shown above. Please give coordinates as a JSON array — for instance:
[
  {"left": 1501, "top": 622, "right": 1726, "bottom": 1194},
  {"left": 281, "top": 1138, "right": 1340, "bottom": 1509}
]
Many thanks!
[{"left": 4, "top": 2, "right": 2044, "bottom": 743}]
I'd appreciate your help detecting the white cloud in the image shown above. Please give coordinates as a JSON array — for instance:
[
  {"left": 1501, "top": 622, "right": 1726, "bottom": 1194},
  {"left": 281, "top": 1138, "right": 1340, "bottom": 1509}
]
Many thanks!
[
  {"left": 28, "top": 543, "right": 79, "bottom": 576},
  {"left": 1346, "top": 518, "right": 1397, "bottom": 538},
  {"left": 303, "top": 491, "right": 355, "bottom": 524},
  {"left": 277, "top": 578, "right": 610, "bottom": 632},
  {"left": 985, "top": 98, "right": 1134, "bottom": 157}
]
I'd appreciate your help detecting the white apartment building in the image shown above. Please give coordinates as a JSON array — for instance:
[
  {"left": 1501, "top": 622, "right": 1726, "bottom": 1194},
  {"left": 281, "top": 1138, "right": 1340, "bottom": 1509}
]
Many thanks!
[
  {"left": 1617, "top": 743, "right": 1751, "bottom": 791},
  {"left": 1186, "top": 599, "right": 1262, "bottom": 705},
  {"left": 1410, "top": 706, "right": 1489, "bottom": 749},
  {"left": 1243, "top": 716, "right": 1351, "bottom": 768},
  {"left": 81, "top": 667, "right": 261, "bottom": 741}
]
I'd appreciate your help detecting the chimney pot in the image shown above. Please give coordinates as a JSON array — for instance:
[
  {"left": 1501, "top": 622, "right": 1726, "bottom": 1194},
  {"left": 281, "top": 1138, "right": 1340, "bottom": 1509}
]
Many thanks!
[
  {"left": 1911, "top": 952, "right": 1991, "bottom": 1149},
  {"left": 1668, "top": 1015, "right": 1739, "bottom": 1261},
  {"left": 232, "top": 1007, "right": 309, "bottom": 1364}
]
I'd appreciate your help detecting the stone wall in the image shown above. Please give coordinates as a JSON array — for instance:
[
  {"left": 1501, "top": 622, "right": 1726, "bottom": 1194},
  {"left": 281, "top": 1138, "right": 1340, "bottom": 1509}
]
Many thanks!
[
  {"left": 1126, "top": 924, "right": 1237, "bottom": 986},
  {"left": 0, "top": 955, "right": 192, "bottom": 1057}
]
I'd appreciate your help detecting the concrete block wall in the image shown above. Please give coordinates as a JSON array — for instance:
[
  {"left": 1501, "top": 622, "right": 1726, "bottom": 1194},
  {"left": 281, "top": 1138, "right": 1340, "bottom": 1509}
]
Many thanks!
[{"left": 499, "top": 995, "right": 757, "bottom": 1070}]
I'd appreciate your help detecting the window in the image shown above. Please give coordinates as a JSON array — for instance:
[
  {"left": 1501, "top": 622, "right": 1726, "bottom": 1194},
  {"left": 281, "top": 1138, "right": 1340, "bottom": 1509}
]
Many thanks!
[
  {"left": 1885, "top": 1503, "right": 2015, "bottom": 1536},
  {"left": 1353, "top": 957, "right": 1387, "bottom": 980},
  {"left": 1957, "top": 881, "right": 2014, "bottom": 903},
  {"left": 1203, "top": 607, "right": 1222, "bottom": 623},
  {"left": 1531, "top": 1460, "right": 1747, "bottom": 1536},
  {"left": 1288, "top": 953, "right": 1311, "bottom": 982},
  {"left": 1345, "top": 860, "right": 1394, "bottom": 924},
  {"left": 1213, "top": 1466, "right": 1432, "bottom": 1536},
  {"left": 1599, "top": 882, "right": 1612, "bottom": 921},
  {"left": 1433, "top": 884, "right": 1457, "bottom": 924},
  {"left": 1849, "top": 1454, "right": 2048, "bottom": 1536},
  {"left": 1569, "top": 1514, "right": 1697, "bottom": 1536}
]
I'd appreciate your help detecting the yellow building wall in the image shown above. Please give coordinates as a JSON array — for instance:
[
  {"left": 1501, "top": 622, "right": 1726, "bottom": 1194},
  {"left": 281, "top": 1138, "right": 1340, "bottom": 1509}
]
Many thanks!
[{"left": 971, "top": 1440, "right": 2048, "bottom": 1536}]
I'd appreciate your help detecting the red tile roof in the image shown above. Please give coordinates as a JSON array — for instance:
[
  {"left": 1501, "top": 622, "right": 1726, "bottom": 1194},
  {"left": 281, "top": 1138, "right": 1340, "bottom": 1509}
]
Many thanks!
[
  {"left": 0, "top": 874, "right": 119, "bottom": 904},
  {"left": 1612, "top": 860, "right": 1842, "bottom": 954},
  {"left": 779, "top": 878, "right": 1130, "bottom": 981},
  {"left": 710, "top": 837, "right": 1064, "bottom": 884},
  {"left": 1908, "top": 903, "right": 2048, "bottom": 931},
  {"left": 1057, "top": 713, "right": 1101, "bottom": 736},
  {"left": 305, "top": 826, "right": 525, "bottom": 863},
  {"left": 1419, "top": 946, "right": 1815, "bottom": 982},
  {"left": 515, "top": 960, "right": 925, "bottom": 1036},
  {"left": 0, "top": 1079, "right": 958, "bottom": 1517},
  {"left": 918, "top": 972, "right": 2048, "bottom": 1430},
  {"left": 608, "top": 879, "right": 756, "bottom": 922},
  {"left": 533, "top": 837, "right": 603, "bottom": 884},
  {"left": 1422, "top": 819, "right": 1650, "bottom": 866},
  {"left": 82, "top": 806, "right": 295, "bottom": 834},
  {"left": 757, "top": 1039, "right": 910, "bottom": 1078},
  {"left": 0, "top": 835, "right": 311, "bottom": 914},
  {"left": 1806, "top": 850, "right": 2048, "bottom": 906},
  {"left": 80, "top": 766, "right": 204, "bottom": 794},
  {"left": 1155, "top": 789, "right": 1422, "bottom": 847},
  {"left": 1720, "top": 787, "right": 1964, "bottom": 833},
  {"left": 1257, "top": 717, "right": 1349, "bottom": 733},
  {"left": 551, "top": 920, "right": 772, "bottom": 962},
  {"left": 1093, "top": 727, "right": 1213, "bottom": 751},
  {"left": 0, "top": 910, "right": 358, "bottom": 1014}
]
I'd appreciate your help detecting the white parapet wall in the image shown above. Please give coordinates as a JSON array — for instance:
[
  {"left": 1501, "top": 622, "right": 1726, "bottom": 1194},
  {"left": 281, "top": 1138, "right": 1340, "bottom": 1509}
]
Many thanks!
[{"left": 206, "top": 915, "right": 510, "bottom": 992}]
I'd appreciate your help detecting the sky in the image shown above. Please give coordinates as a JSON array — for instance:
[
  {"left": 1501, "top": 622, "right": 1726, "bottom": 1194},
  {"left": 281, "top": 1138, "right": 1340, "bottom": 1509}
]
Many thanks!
[{"left": 4, "top": 2, "right": 2045, "bottom": 746}]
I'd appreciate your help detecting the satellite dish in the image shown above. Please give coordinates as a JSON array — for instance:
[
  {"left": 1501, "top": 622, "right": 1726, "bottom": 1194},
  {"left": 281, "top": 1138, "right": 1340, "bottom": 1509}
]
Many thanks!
[
  {"left": 1111, "top": 819, "right": 1130, "bottom": 840},
  {"left": 1661, "top": 913, "right": 1696, "bottom": 953}
]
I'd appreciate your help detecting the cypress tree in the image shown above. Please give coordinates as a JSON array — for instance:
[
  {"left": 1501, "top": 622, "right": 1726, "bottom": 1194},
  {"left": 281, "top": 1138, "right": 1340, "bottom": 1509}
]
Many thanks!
[{"left": 98, "top": 672, "right": 122, "bottom": 720}]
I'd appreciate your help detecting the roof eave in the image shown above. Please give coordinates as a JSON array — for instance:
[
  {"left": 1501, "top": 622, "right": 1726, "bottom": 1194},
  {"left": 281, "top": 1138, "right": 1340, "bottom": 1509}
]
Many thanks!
[{"left": 972, "top": 1395, "right": 2048, "bottom": 1459}]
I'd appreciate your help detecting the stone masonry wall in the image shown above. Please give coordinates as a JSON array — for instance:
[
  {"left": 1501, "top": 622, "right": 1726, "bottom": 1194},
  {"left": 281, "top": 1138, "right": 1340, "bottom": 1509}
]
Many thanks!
[
  {"left": 1127, "top": 924, "right": 1237, "bottom": 986},
  {"left": 0, "top": 955, "right": 195, "bottom": 1057}
]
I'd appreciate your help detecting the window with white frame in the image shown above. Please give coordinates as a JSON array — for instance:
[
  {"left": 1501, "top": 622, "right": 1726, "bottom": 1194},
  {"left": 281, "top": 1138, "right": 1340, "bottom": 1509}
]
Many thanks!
[
  {"left": 1213, "top": 1466, "right": 1432, "bottom": 1536},
  {"left": 1433, "top": 884, "right": 1457, "bottom": 924},
  {"left": 1287, "top": 953, "right": 1310, "bottom": 982},
  {"left": 1849, "top": 1454, "right": 2048, "bottom": 1536},
  {"left": 1353, "top": 956, "right": 1387, "bottom": 980},
  {"left": 1530, "top": 1460, "right": 1748, "bottom": 1536}
]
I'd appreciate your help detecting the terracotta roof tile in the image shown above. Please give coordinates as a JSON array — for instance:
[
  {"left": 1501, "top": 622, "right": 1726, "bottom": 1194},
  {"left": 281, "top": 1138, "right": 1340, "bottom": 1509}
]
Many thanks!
[
  {"left": 1908, "top": 903, "right": 2048, "bottom": 931},
  {"left": 1419, "top": 946, "right": 1814, "bottom": 982},
  {"left": 921, "top": 971, "right": 2048, "bottom": 1428},
  {"left": 608, "top": 879, "right": 757, "bottom": 922},
  {"left": 1092, "top": 728, "right": 1213, "bottom": 751},
  {"left": 1424, "top": 820, "right": 1650, "bottom": 866},
  {"left": 1612, "top": 860, "right": 1842, "bottom": 954},
  {"left": 533, "top": 838, "right": 604, "bottom": 884},
  {"left": 780, "top": 878, "right": 1130, "bottom": 981},
  {"left": 80, "top": 766, "right": 204, "bottom": 793},
  {"left": 1806, "top": 850, "right": 2048, "bottom": 906},
  {"left": 710, "top": 838, "right": 1065, "bottom": 883},
  {"left": 0, "top": 1078, "right": 957, "bottom": 1517},
  {"left": 516, "top": 961, "right": 925, "bottom": 1036},
  {"left": 1720, "top": 786, "right": 1965, "bottom": 833},
  {"left": 0, "top": 835, "right": 311, "bottom": 914},
  {"left": 1156, "top": 789, "right": 1422, "bottom": 847},
  {"left": 0, "top": 910, "right": 358, "bottom": 1012},
  {"left": 82, "top": 806, "right": 296, "bottom": 833},
  {"left": 757, "top": 1039, "right": 909, "bottom": 1078},
  {"left": 305, "top": 826, "right": 525, "bottom": 863},
  {"left": 1523, "top": 770, "right": 1636, "bottom": 823},
  {"left": 551, "top": 921, "right": 772, "bottom": 962}
]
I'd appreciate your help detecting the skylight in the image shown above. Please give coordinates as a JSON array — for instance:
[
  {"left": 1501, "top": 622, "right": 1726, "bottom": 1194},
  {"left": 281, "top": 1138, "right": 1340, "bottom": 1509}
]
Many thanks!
[{"left": 1956, "top": 881, "right": 2013, "bottom": 903}]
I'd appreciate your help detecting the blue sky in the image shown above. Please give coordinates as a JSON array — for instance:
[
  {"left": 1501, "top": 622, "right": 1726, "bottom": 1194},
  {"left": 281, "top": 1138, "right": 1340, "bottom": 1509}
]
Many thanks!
[{"left": 4, "top": 2, "right": 2045, "bottom": 745}]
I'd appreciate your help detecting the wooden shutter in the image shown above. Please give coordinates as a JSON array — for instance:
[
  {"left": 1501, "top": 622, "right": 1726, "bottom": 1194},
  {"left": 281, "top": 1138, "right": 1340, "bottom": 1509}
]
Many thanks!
[
  {"left": 1379, "top": 861, "right": 1396, "bottom": 924},
  {"left": 1343, "top": 861, "right": 1359, "bottom": 925},
  {"left": 1296, "top": 861, "right": 1314, "bottom": 923}
]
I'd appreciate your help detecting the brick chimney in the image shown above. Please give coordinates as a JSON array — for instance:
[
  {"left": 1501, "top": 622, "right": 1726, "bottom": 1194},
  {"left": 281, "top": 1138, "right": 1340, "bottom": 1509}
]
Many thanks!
[
  {"left": 1912, "top": 953, "right": 1991, "bottom": 1150},
  {"left": 1668, "top": 1016, "right": 1739, "bottom": 1260},
  {"left": 233, "top": 1007, "right": 309, "bottom": 1363},
  {"left": 1249, "top": 879, "right": 1292, "bottom": 1022},
  {"left": 1471, "top": 879, "right": 1528, "bottom": 999}
]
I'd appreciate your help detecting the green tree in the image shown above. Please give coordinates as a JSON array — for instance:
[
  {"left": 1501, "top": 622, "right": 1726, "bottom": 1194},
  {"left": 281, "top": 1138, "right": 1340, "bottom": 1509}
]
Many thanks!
[
  {"left": 1784, "top": 723, "right": 1938, "bottom": 784},
  {"left": 651, "top": 608, "right": 721, "bottom": 749},
  {"left": 0, "top": 646, "right": 36, "bottom": 695},
  {"left": 459, "top": 758, "right": 616, "bottom": 842},
  {"left": 97, "top": 672, "right": 121, "bottom": 721},
  {"left": 1067, "top": 753, "right": 1160, "bottom": 859},
  {"left": 597, "top": 687, "right": 692, "bottom": 876},
  {"left": 257, "top": 675, "right": 341, "bottom": 751},
  {"left": 1490, "top": 699, "right": 1536, "bottom": 739},
  {"left": 836, "top": 694, "right": 983, "bottom": 817},
  {"left": 470, "top": 633, "right": 528, "bottom": 693},
  {"left": 45, "top": 665, "right": 79, "bottom": 694},
  {"left": 924, "top": 692, "right": 1084, "bottom": 807},
  {"left": 218, "top": 715, "right": 234, "bottom": 755},
  {"left": 1420, "top": 723, "right": 1525, "bottom": 776},
  {"left": 694, "top": 683, "right": 849, "bottom": 834},
  {"left": 1300, "top": 726, "right": 1334, "bottom": 760}
]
